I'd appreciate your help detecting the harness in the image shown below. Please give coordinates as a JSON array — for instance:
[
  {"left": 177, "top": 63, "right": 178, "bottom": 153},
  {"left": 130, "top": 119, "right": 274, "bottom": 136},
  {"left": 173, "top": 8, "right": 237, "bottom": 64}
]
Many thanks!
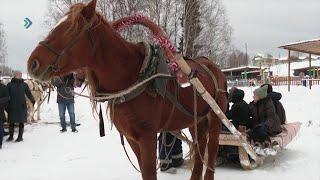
[
  {"left": 93, "top": 43, "right": 226, "bottom": 119},
  {"left": 38, "top": 15, "right": 98, "bottom": 79}
]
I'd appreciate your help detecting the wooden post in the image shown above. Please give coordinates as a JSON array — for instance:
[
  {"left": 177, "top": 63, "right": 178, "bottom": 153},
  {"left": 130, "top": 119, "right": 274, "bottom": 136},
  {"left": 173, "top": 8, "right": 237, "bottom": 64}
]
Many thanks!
[
  {"left": 288, "top": 50, "right": 291, "bottom": 92},
  {"left": 309, "top": 53, "right": 312, "bottom": 89}
]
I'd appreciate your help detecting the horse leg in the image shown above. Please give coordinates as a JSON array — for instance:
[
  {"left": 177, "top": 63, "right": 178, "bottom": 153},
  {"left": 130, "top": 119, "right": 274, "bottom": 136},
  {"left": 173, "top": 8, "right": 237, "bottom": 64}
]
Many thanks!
[
  {"left": 189, "top": 120, "right": 208, "bottom": 180},
  {"left": 203, "top": 113, "right": 222, "bottom": 180},
  {"left": 204, "top": 95, "right": 227, "bottom": 180},
  {"left": 31, "top": 103, "right": 35, "bottom": 122},
  {"left": 27, "top": 103, "right": 33, "bottom": 123},
  {"left": 126, "top": 138, "right": 142, "bottom": 168},
  {"left": 138, "top": 134, "right": 157, "bottom": 180},
  {"left": 37, "top": 104, "right": 41, "bottom": 121}
]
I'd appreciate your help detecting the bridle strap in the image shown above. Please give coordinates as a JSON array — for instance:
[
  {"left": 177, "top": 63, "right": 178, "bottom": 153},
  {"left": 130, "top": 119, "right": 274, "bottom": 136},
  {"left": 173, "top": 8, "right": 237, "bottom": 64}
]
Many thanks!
[{"left": 38, "top": 15, "right": 98, "bottom": 73}]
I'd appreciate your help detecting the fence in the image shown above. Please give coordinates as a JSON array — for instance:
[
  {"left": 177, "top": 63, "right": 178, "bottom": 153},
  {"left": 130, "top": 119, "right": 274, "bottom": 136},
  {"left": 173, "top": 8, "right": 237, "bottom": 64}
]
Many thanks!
[
  {"left": 228, "top": 77, "right": 320, "bottom": 88},
  {"left": 270, "top": 76, "right": 320, "bottom": 86}
]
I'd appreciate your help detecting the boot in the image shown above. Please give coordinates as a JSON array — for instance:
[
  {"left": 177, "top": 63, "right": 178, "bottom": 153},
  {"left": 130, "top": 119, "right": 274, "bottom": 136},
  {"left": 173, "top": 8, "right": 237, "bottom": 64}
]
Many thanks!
[
  {"left": 15, "top": 123, "right": 24, "bottom": 142},
  {"left": 160, "top": 162, "right": 173, "bottom": 172},
  {"left": 172, "top": 157, "right": 184, "bottom": 168},
  {"left": 6, "top": 123, "right": 14, "bottom": 142}
]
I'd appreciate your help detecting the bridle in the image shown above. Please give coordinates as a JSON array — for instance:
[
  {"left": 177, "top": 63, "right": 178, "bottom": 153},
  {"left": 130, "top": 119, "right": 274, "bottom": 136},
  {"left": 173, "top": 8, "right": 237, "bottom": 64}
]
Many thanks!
[{"left": 38, "top": 15, "right": 98, "bottom": 76}]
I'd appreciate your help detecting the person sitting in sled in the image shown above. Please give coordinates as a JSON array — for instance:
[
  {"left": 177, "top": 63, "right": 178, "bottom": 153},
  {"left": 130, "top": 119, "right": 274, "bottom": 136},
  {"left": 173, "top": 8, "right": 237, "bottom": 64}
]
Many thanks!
[
  {"left": 260, "top": 84, "right": 286, "bottom": 124},
  {"left": 226, "top": 87, "right": 252, "bottom": 129},
  {"left": 248, "top": 85, "right": 282, "bottom": 147},
  {"left": 218, "top": 87, "right": 252, "bottom": 164}
]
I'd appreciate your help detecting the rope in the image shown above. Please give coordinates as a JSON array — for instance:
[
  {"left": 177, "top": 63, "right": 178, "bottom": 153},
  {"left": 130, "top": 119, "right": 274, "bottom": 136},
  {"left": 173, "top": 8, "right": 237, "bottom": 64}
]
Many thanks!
[
  {"left": 120, "top": 134, "right": 141, "bottom": 173},
  {"left": 158, "top": 132, "right": 178, "bottom": 170},
  {"left": 72, "top": 73, "right": 172, "bottom": 101}
]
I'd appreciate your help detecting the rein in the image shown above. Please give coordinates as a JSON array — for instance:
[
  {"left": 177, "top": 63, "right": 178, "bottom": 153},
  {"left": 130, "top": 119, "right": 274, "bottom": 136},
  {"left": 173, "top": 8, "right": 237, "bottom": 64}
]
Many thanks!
[{"left": 72, "top": 73, "right": 172, "bottom": 101}]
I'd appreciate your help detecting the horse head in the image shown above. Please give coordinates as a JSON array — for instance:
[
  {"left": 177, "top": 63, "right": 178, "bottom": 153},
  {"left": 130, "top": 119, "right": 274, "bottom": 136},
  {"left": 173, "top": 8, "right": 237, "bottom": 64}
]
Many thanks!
[{"left": 27, "top": 0, "right": 98, "bottom": 82}]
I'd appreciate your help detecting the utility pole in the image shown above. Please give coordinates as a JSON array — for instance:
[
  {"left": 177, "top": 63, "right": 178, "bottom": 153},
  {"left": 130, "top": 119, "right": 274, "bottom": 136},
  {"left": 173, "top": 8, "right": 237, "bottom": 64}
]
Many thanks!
[{"left": 245, "top": 43, "right": 248, "bottom": 66}]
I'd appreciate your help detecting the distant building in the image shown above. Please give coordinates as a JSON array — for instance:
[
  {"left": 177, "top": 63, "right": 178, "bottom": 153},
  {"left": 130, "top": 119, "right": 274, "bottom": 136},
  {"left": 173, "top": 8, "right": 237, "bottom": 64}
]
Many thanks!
[
  {"left": 252, "top": 53, "right": 279, "bottom": 66},
  {"left": 222, "top": 66, "right": 266, "bottom": 80},
  {"left": 293, "top": 66, "right": 320, "bottom": 78}
]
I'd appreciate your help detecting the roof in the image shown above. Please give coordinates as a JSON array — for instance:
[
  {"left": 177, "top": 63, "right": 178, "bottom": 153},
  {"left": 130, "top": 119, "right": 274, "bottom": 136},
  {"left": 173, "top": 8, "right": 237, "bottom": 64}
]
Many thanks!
[
  {"left": 279, "top": 39, "right": 320, "bottom": 56},
  {"left": 222, "top": 66, "right": 262, "bottom": 73},
  {"left": 294, "top": 66, "right": 320, "bottom": 71},
  {"left": 241, "top": 70, "right": 262, "bottom": 74}
]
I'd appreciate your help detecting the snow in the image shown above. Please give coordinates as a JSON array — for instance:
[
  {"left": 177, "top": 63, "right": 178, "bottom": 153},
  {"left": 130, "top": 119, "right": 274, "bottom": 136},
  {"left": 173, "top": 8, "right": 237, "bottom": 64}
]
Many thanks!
[
  {"left": 1, "top": 85, "right": 320, "bottom": 180},
  {"left": 222, "top": 66, "right": 262, "bottom": 72},
  {"left": 280, "top": 38, "right": 320, "bottom": 47}
]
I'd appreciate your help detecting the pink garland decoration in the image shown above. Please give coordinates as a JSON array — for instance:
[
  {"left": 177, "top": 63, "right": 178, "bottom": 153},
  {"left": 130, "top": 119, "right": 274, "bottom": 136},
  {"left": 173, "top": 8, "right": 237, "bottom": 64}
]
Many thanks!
[{"left": 112, "top": 14, "right": 180, "bottom": 73}]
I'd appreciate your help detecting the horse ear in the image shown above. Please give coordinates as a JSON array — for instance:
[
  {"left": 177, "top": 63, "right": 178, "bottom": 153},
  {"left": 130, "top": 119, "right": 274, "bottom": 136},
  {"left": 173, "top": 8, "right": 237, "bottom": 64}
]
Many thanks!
[{"left": 81, "top": 0, "right": 97, "bottom": 20}]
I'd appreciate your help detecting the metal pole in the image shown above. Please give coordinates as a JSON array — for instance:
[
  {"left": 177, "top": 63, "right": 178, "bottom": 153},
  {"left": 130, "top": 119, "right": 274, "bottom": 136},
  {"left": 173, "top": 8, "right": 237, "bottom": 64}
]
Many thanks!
[
  {"left": 309, "top": 53, "right": 312, "bottom": 89},
  {"left": 288, "top": 50, "right": 291, "bottom": 92}
]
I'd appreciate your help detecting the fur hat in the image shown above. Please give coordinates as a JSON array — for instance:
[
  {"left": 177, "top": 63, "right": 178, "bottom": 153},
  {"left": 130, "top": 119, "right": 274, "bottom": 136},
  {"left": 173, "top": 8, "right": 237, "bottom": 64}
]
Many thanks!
[{"left": 253, "top": 85, "right": 268, "bottom": 100}]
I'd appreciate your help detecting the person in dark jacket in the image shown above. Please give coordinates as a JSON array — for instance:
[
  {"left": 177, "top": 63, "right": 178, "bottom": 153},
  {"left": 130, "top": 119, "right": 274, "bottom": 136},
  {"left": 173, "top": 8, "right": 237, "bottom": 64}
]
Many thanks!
[
  {"left": 51, "top": 74, "right": 77, "bottom": 133},
  {"left": 226, "top": 87, "right": 252, "bottom": 129},
  {"left": 158, "top": 132, "right": 184, "bottom": 171},
  {"left": 6, "top": 72, "right": 35, "bottom": 142},
  {"left": 0, "top": 80, "right": 9, "bottom": 148},
  {"left": 218, "top": 87, "right": 252, "bottom": 163},
  {"left": 248, "top": 85, "right": 282, "bottom": 144},
  {"left": 261, "top": 84, "right": 286, "bottom": 124}
]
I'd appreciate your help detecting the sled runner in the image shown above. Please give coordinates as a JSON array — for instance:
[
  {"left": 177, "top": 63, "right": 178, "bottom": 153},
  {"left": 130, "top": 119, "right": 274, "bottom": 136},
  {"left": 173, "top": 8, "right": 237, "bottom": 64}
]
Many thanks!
[{"left": 218, "top": 122, "right": 301, "bottom": 170}]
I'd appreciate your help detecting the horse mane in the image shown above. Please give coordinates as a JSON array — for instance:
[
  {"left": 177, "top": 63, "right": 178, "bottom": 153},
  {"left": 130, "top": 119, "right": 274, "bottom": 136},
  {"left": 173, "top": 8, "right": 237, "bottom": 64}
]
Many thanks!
[{"left": 63, "top": 3, "right": 106, "bottom": 36}]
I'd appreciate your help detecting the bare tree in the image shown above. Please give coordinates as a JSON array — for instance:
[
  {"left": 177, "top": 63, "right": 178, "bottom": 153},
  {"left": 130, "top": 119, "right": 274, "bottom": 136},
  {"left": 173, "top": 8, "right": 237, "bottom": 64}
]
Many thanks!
[
  {"left": 226, "top": 48, "right": 250, "bottom": 68},
  {"left": 0, "top": 22, "right": 7, "bottom": 67},
  {"left": 44, "top": 0, "right": 233, "bottom": 66},
  {"left": 0, "top": 22, "right": 15, "bottom": 76},
  {"left": 196, "top": 0, "right": 232, "bottom": 67}
]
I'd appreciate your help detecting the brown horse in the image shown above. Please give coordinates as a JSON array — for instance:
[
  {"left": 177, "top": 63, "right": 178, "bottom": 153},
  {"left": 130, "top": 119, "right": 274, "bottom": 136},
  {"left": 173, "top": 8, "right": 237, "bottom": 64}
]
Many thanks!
[{"left": 27, "top": 1, "right": 227, "bottom": 179}]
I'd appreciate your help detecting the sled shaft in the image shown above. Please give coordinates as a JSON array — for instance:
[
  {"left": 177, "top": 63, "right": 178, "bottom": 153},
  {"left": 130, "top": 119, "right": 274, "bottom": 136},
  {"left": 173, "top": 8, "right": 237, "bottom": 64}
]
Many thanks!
[{"left": 175, "top": 55, "right": 263, "bottom": 165}]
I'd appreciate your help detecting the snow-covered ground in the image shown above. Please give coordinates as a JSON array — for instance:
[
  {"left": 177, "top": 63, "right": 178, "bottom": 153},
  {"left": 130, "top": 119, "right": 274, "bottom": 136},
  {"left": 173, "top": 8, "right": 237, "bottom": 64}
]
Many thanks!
[{"left": 0, "top": 85, "right": 319, "bottom": 180}]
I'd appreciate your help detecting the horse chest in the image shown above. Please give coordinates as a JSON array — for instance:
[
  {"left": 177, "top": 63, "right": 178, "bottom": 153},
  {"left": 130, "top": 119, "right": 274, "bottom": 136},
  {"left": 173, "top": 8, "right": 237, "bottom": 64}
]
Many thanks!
[{"left": 111, "top": 99, "right": 161, "bottom": 140}]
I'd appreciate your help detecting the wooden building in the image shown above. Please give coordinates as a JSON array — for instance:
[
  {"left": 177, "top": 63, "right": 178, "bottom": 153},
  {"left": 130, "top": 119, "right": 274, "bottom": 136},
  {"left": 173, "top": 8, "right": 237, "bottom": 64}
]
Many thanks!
[
  {"left": 279, "top": 39, "right": 320, "bottom": 91},
  {"left": 222, "top": 66, "right": 263, "bottom": 80}
]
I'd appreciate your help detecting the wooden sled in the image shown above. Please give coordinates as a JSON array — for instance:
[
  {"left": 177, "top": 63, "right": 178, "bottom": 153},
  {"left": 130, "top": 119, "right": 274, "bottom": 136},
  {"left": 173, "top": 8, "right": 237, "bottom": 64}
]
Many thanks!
[
  {"left": 218, "top": 122, "right": 301, "bottom": 170},
  {"left": 219, "top": 126, "right": 260, "bottom": 170}
]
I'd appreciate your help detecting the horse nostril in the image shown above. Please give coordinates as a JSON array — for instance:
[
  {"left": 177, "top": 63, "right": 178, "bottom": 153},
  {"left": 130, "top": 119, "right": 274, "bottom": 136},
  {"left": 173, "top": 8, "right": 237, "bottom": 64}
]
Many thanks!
[{"left": 31, "top": 59, "right": 40, "bottom": 72}]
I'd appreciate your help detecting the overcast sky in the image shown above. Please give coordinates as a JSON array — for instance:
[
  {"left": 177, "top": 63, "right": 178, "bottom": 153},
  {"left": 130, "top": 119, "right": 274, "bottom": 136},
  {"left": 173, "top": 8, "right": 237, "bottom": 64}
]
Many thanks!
[
  {"left": 0, "top": 0, "right": 47, "bottom": 72},
  {"left": 0, "top": 0, "right": 319, "bottom": 72},
  {"left": 223, "top": 0, "right": 320, "bottom": 57}
]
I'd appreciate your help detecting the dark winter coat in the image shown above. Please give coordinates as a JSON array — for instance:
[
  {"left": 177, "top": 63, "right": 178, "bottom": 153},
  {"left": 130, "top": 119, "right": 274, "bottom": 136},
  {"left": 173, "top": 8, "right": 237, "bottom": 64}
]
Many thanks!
[
  {"left": 268, "top": 92, "right": 286, "bottom": 125},
  {"left": 250, "top": 97, "right": 282, "bottom": 136},
  {"left": 226, "top": 88, "right": 252, "bottom": 129},
  {"left": 7, "top": 78, "right": 35, "bottom": 123},
  {"left": 51, "top": 74, "right": 75, "bottom": 103},
  {"left": 0, "top": 83, "right": 9, "bottom": 124},
  {"left": 261, "top": 84, "right": 286, "bottom": 124}
]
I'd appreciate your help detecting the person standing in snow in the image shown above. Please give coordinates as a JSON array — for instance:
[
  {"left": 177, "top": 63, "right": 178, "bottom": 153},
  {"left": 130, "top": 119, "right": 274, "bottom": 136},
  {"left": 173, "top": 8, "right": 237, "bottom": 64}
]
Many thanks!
[
  {"left": 0, "top": 79, "right": 9, "bottom": 149},
  {"left": 51, "top": 74, "right": 78, "bottom": 133},
  {"left": 6, "top": 72, "right": 35, "bottom": 142}
]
